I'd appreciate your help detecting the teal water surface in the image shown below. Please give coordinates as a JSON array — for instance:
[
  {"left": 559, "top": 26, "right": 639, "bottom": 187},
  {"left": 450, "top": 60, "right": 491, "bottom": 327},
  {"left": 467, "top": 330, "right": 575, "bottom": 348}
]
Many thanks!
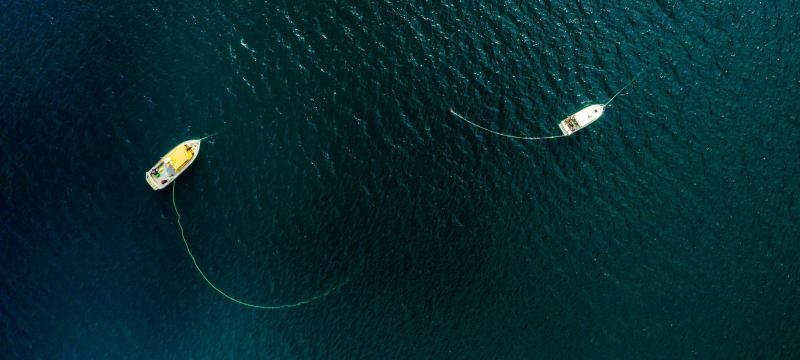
[{"left": 2, "top": 1, "right": 799, "bottom": 358}]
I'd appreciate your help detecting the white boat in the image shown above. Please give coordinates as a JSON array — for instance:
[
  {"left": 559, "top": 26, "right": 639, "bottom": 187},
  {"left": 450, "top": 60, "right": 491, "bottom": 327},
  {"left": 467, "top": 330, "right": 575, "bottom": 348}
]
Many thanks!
[
  {"left": 558, "top": 104, "right": 605, "bottom": 136},
  {"left": 145, "top": 140, "right": 201, "bottom": 190}
]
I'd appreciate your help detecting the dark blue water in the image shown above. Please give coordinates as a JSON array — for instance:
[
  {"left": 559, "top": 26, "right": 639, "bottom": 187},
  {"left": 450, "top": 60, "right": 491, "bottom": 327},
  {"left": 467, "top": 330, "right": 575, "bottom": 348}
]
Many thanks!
[{"left": 2, "top": 1, "right": 799, "bottom": 358}]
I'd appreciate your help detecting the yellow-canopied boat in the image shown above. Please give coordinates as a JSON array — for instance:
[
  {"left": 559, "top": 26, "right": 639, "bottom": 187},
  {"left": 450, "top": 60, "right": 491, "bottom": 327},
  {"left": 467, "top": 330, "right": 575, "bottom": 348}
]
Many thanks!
[{"left": 145, "top": 140, "right": 200, "bottom": 190}]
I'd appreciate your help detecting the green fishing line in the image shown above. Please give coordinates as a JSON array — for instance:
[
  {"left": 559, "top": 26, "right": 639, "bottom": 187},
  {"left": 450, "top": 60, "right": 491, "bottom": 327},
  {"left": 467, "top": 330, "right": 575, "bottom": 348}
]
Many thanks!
[{"left": 172, "top": 181, "right": 349, "bottom": 309}]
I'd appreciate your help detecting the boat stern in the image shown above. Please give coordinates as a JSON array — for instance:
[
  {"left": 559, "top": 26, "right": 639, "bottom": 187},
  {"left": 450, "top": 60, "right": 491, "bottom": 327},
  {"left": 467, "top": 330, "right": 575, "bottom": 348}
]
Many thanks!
[
  {"left": 558, "top": 119, "right": 574, "bottom": 136},
  {"left": 559, "top": 115, "right": 579, "bottom": 136},
  {"left": 145, "top": 171, "right": 164, "bottom": 190}
]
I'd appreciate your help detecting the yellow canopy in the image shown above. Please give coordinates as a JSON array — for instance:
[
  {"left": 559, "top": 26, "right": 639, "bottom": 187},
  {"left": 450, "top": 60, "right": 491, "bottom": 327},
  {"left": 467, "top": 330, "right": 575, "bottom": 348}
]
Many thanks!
[{"left": 164, "top": 144, "right": 194, "bottom": 170}]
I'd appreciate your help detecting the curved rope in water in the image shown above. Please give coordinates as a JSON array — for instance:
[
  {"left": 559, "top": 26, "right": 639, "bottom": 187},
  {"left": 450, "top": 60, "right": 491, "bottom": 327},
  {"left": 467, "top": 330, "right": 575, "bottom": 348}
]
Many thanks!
[
  {"left": 449, "top": 109, "right": 570, "bottom": 140},
  {"left": 172, "top": 181, "right": 349, "bottom": 309}
]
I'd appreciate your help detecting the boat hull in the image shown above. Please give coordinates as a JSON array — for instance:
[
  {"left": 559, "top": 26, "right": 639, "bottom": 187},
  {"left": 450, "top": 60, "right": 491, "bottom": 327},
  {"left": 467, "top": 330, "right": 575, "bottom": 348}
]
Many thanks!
[
  {"left": 558, "top": 104, "right": 605, "bottom": 136},
  {"left": 145, "top": 140, "right": 201, "bottom": 190}
]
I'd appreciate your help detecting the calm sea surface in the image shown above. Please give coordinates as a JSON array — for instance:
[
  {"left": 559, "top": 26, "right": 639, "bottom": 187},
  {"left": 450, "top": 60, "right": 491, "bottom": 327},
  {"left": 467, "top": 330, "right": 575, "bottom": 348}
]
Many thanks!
[{"left": 2, "top": 1, "right": 799, "bottom": 358}]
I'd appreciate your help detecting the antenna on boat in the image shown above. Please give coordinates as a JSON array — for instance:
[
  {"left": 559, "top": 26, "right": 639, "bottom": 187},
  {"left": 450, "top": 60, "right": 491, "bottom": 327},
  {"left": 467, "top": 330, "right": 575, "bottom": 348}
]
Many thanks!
[{"left": 604, "top": 75, "right": 639, "bottom": 107}]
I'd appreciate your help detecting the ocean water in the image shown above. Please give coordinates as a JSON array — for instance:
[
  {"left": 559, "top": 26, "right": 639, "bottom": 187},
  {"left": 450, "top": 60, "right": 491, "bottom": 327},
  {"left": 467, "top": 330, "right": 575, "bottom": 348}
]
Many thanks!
[{"left": 2, "top": 0, "right": 799, "bottom": 358}]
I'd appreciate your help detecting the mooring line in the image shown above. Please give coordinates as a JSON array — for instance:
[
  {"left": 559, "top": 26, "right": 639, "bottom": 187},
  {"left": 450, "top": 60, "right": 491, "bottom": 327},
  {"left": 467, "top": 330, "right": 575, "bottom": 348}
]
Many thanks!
[
  {"left": 604, "top": 76, "right": 639, "bottom": 107},
  {"left": 172, "top": 181, "right": 349, "bottom": 309},
  {"left": 449, "top": 109, "right": 570, "bottom": 140}
]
